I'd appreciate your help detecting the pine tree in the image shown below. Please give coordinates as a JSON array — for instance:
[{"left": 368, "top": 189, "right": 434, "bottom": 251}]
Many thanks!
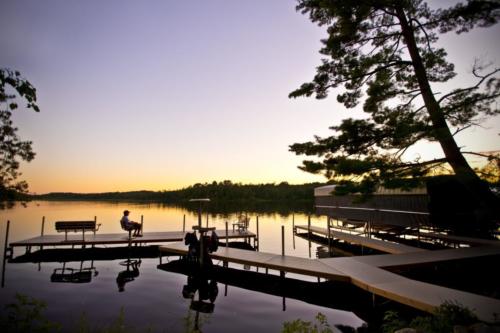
[{"left": 289, "top": 0, "right": 500, "bottom": 228}]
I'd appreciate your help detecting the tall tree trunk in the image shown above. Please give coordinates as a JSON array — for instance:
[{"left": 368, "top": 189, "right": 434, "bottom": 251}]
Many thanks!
[{"left": 395, "top": 7, "right": 500, "bottom": 228}]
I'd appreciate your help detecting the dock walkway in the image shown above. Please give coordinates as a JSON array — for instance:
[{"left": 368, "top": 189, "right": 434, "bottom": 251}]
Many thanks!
[
  {"left": 415, "top": 231, "right": 500, "bottom": 247},
  {"left": 9, "top": 230, "right": 256, "bottom": 249},
  {"left": 161, "top": 242, "right": 350, "bottom": 282},
  {"left": 294, "top": 225, "right": 425, "bottom": 254},
  {"left": 319, "top": 256, "right": 500, "bottom": 322},
  {"left": 160, "top": 242, "right": 500, "bottom": 322},
  {"left": 343, "top": 245, "right": 500, "bottom": 268}
]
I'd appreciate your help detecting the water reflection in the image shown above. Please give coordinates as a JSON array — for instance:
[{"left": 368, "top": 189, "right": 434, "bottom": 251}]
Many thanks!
[
  {"left": 182, "top": 264, "right": 218, "bottom": 332},
  {"left": 1, "top": 201, "right": 366, "bottom": 330},
  {"left": 116, "top": 259, "right": 141, "bottom": 292},
  {"left": 51, "top": 261, "right": 98, "bottom": 283}
]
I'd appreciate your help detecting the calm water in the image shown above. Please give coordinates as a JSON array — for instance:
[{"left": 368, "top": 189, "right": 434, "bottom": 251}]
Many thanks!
[{"left": 0, "top": 201, "right": 364, "bottom": 332}]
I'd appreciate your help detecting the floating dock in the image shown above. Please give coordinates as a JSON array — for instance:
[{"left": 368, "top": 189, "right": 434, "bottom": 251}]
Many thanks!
[
  {"left": 9, "top": 230, "right": 256, "bottom": 250},
  {"left": 159, "top": 242, "right": 500, "bottom": 322},
  {"left": 161, "top": 242, "right": 350, "bottom": 282},
  {"left": 294, "top": 225, "right": 425, "bottom": 254}
]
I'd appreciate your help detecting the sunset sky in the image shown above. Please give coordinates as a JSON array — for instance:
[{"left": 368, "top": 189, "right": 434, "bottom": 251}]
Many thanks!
[{"left": 1, "top": 1, "right": 499, "bottom": 194}]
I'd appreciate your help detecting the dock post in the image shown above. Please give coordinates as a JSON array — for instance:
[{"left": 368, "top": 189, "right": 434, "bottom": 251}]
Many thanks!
[
  {"left": 183, "top": 215, "right": 186, "bottom": 234},
  {"left": 224, "top": 221, "right": 228, "bottom": 268},
  {"left": 206, "top": 212, "right": 208, "bottom": 228},
  {"left": 308, "top": 215, "right": 312, "bottom": 258},
  {"left": 197, "top": 205, "right": 202, "bottom": 228},
  {"left": 225, "top": 222, "right": 228, "bottom": 248},
  {"left": 140, "top": 215, "right": 144, "bottom": 236},
  {"left": 2, "top": 220, "right": 12, "bottom": 288},
  {"left": 327, "top": 217, "right": 331, "bottom": 255},
  {"left": 41, "top": 216, "right": 45, "bottom": 236},
  {"left": 280, "top": 225, "right": 285, "bottom": 278},
  {"left": 281, "top": 225, "right": 285, "bottom": 256},
  {"left": 256, "top": 216, "right": 259, "bottom": 250},
  {"left": 3, "top": 220, "right": 11, "bottom": 259},
  {"left": 40, "top": 216, "right": 45, "bottom": 251}
]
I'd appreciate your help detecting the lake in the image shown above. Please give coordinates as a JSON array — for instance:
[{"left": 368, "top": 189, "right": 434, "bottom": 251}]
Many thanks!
[{"left": 0, "top": 201, "right": 365, "bottom": 332}]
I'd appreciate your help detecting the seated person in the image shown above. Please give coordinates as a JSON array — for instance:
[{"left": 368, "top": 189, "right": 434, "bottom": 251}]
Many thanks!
[{"left": 120, "top": 210, "right": 142, "bottom": 237}]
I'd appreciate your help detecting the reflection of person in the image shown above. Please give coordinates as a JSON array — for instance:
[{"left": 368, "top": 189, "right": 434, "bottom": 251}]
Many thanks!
[
  {"left": 116, "top": 260, "right": 140, "bottom": 292},
  {"left": 120, "top": 210, "right": 142, "bottom": 237},
  {"left": 182, "top": 274, "right": 218, "bottom": 304}
]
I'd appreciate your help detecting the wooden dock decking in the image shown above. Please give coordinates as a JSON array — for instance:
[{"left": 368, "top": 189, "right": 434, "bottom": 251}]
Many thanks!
[
  {"left": 9, "top": 230, "right": 256, "bottom": 248},
  {"left": 343, "top": 245, "right": 500, "bottom": 268},
  {"left": 294, "top": 225, "right": 425, "bottom": 254},
  {"left": 160, "top": 242, "right": 350, "bottom": 282},
  {"left": 318, "top": 257, "right": 500, "bottom": 323},
  {"left": 160, "top": 242, "right": 500, "bottom": 322},
  {"left": 415, "top": 231, "right": 500, "bottom": 247}
]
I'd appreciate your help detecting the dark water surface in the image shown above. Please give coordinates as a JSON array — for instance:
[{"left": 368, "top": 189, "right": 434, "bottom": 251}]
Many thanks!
[{"left": 1, "top": 201, "right": 364, "bottom": 332}]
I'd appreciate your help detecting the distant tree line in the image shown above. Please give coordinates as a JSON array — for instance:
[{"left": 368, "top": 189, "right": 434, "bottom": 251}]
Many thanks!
[{"left": 32, "top": 181, "right": 323, "bottom": 204}]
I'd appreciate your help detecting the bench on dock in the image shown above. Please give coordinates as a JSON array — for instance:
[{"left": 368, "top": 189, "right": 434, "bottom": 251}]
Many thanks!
[{"left": 55, "top": 220, "right": 101, "bottom": 241}]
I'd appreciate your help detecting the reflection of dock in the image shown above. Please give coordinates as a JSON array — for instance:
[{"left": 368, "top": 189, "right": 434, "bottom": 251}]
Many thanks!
[
  {"left": 159, "top": 242, "right": 500, "bottom": 322},
  {"left": 158, "top": 259, "right": 379, "bottom": 318},
  {"left": 9, "top": 230, "right": 256, "bottom": 250},
  {"left": 51, "top": 261, "right": 98, "bottom": 283},
  {"left": 294, "top": 225, "right": 425, "bottom": 254}
]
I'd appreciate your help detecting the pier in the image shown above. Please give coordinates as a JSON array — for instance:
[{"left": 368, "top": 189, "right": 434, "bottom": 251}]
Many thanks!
[
  {"left": 294, "top": 224, "right": 425, "bottom": 254},
  {"left": 159, "top": 242, "right": 500, "bottom": 323},
  {"left": 8, "top": 230, "right": 256, "bottom": 252}
]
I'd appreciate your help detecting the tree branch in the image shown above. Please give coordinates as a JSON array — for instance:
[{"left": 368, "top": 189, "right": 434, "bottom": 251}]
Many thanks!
[
  {"left": 462, "top": 151, "right": 500, "bottom": 161},
  {"left": 437, "top": 67, "right": 500, "bottom": 104}
]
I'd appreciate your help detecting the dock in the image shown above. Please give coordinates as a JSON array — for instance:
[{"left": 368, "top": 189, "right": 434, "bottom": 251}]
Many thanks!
[
  {"left": 414, "top": 231, "right": 500, "bottom": 247},
  {"left": 159, "top": 242, "right": 500, "bottom": 322},
  {"left": 160, "top": 242, "right": 350, "bottom": 282},
  {"left": 9, "top": 230, "right": 256, "bottom": 250},
  {"left": 344, "top": 245, "right": 500, "bottom": 268},
  {"left": 294, "top": 225, "right": 425, "bottom": 254},
  {"left": 319, "top": 256, "right": 500, "bottom": 323}
]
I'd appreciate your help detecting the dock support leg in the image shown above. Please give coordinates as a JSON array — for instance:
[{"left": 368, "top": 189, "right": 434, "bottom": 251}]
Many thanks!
[
  {"left": 256, "top": 216, "right": 259, "bottom": 251},
  {"left": 280, "top": 225, "right": 285, "bottom": 278},
  {"left": 2, "top": 220, "right": 12, "bottom": 287},
  {"left": 4, "top": 220, "right": 11, "bottom": 257},
  {"left": 40, "top": 216, "right": 45, "bottom": 251},
  {"left": 327, "top": 217, "right": 331, "bottom": 255}
]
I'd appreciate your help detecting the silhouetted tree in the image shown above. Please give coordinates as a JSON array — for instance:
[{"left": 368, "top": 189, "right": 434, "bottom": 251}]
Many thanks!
[
  {"left": 0, "top": 69, "right": 39, "bottom": 203},
  {"left": 289, "top": 0, "right": 500, "bottom": 227}
]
